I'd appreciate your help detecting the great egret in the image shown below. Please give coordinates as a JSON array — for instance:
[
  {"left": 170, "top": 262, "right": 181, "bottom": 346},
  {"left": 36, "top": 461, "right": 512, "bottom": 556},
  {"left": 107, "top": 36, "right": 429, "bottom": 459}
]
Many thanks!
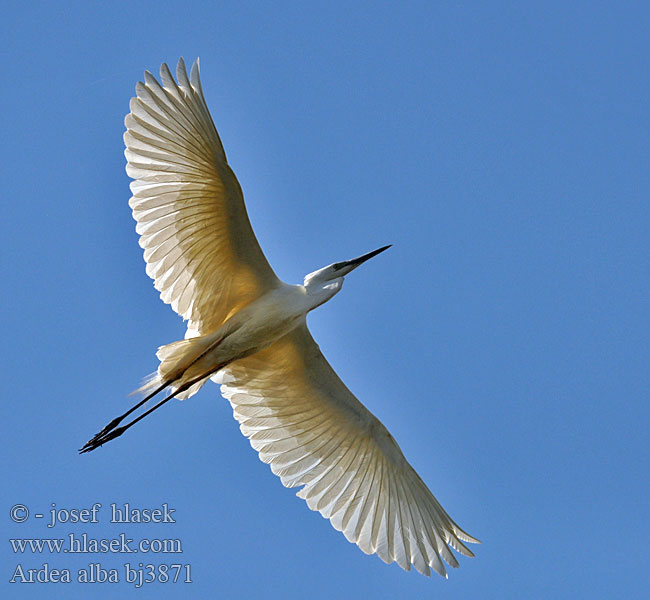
[{"left": 81, "top": 58, "right": 479, "bottom": 577}]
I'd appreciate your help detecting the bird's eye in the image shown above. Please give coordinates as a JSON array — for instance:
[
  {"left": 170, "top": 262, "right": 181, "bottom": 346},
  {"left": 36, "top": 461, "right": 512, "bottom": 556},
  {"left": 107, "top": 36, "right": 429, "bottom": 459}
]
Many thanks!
[{"left": 332, "top": 262, "right": 345, "bottom": 271}]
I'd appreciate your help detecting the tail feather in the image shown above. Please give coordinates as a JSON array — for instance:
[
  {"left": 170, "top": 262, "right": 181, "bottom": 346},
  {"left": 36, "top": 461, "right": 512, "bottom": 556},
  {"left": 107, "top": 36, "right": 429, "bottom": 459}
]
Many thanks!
[
  {"left": 132, "top": 371, "right": 162, "bottom": 396},
  {"left": 134, "top": 332, "right": 223, "bottom": 401},
  {"left": 133, "top": 370, "right": 206, "bottom": 400},
  {"left": 175, "top": 378, "right": 209, "bottom": 400},
  {"left": 156, "top": 338, "right": 199, "bottom": 379}
]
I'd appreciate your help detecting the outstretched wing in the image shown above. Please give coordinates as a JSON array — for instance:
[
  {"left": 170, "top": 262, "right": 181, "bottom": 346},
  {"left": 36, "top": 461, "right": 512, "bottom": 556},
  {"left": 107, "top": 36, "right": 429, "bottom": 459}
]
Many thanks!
[
  {"left": 217, "top": 323, "right": 479, "bottom": 577},
  {"left": 125, "top": 58, "right": 280, "bottom": 336}
]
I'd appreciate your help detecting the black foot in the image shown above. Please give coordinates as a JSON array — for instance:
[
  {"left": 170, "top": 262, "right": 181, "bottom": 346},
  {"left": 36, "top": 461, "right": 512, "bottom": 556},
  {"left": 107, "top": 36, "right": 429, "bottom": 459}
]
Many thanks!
[{"left": 79, "top": 425, "right": 126, "bottom": 454}]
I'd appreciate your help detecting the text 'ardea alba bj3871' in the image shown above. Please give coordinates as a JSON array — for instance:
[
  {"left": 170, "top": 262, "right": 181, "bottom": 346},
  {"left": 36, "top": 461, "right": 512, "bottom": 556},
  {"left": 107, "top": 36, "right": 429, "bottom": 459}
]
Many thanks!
[{"left": 80, "top": 58, "right": 480, "bottom": 577}]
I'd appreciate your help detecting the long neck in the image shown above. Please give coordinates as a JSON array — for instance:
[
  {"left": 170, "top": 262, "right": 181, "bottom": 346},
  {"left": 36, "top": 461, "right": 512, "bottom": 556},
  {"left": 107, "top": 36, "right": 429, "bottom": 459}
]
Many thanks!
[{"left": 303, "top": 278, "right": 343, "bottom": 312}]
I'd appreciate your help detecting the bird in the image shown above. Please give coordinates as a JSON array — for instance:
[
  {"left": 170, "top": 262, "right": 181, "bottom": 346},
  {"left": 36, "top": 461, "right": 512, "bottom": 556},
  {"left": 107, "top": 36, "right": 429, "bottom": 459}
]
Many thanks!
[{"left": 80, "top": 57, "right": 479, "bottom": 577}]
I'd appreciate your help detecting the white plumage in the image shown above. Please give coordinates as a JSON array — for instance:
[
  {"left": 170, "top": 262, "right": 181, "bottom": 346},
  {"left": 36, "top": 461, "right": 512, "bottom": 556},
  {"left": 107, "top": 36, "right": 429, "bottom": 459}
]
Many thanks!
[{"left": 82, "top": 57, "right": 479, "bottom": 577}]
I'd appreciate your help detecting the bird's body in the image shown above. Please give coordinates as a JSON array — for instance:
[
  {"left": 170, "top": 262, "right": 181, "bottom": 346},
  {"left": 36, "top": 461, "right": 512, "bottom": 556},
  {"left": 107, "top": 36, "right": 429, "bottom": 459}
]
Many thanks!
[
  {"left": 147, "top": 281, "right": 337, "bottom": 399},
  {"left": 81, "top": 58, "right": 479, "bottom": 578}
]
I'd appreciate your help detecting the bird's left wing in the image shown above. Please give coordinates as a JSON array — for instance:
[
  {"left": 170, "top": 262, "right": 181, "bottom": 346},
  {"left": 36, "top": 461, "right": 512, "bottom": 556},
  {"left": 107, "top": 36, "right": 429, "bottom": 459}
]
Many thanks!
[
  {"left": 217, "top": 323, "right": 479, "bottom": 577},
  {"left": 125, "top": 58, "right": 281, "bottom": 337}
]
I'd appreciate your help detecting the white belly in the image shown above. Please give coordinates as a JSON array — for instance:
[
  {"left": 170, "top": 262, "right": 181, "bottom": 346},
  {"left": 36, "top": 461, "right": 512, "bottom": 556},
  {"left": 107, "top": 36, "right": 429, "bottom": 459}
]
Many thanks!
[{"left": 211, "top": 284, "right": 310, "bottom": 364}]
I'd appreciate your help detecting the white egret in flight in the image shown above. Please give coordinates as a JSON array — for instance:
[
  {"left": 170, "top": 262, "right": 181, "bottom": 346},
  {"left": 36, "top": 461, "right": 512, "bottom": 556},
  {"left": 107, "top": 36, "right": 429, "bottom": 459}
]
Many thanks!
[{"left": 81, "top": 58, "right": 479, "bottom": 577}]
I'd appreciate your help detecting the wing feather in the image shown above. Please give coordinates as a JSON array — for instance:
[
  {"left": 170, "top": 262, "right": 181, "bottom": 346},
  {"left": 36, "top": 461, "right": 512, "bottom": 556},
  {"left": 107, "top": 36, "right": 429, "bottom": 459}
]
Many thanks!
[
  {"left": 218, "top": 323, "right": 479, "bottom": 576},
  {"left": 125, "top": 58, "right": 280, "bottom": 335}
]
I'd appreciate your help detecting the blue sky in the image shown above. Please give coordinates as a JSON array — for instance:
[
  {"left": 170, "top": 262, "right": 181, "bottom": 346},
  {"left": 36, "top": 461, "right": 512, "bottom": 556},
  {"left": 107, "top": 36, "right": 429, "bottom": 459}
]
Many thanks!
[{"left": 2, "top": 1, "right": 648, "bottom": 598}]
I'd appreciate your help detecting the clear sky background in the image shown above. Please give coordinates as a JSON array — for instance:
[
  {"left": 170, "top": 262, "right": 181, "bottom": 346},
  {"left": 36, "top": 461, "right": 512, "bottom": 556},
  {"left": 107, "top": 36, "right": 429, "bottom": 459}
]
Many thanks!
[{"left": 2, "top": 2, "right": 648, "bottom": 598}]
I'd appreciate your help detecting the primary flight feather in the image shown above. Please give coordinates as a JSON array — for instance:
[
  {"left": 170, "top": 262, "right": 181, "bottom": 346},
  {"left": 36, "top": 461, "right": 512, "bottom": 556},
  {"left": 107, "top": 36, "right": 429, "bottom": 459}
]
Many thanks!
[{"left": 81, "top": 57, "right": 479, "bottom": 577}]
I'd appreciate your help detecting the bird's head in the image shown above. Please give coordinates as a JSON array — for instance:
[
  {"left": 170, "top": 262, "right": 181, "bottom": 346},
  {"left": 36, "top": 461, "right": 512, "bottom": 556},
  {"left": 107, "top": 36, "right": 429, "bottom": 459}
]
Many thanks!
[{"left": 303, "top": 245, "right": 391, "bottom": 292}]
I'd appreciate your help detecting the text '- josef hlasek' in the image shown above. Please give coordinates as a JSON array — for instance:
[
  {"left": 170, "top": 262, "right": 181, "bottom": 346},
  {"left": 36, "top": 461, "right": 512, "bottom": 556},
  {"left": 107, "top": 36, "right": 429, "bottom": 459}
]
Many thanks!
[{"left": 10, "top": 503, "right": 175, "bottom": 527}]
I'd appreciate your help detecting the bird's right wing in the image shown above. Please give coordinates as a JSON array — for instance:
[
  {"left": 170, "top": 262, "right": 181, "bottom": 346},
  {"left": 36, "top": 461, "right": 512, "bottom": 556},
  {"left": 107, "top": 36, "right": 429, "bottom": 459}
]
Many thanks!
[
  {"left": 125, "top": 58, "right": 281, "bottom": 337},
  {"left": 217, "top": 323, "right": 479, "bottom": 577}
]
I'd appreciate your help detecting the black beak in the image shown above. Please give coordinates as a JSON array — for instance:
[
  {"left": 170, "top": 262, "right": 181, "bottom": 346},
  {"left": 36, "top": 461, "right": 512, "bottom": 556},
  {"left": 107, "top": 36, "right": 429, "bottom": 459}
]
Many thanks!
[{"left": 333, "top": 244, "right": 392, "bottom": 273}]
